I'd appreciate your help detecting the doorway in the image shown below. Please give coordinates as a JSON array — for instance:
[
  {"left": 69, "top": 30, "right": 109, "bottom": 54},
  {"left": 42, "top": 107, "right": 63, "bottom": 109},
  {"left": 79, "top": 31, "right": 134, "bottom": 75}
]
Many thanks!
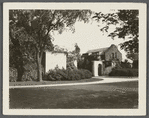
[{"left": 98, "top": 64, "right": 102, "bottom": 76}]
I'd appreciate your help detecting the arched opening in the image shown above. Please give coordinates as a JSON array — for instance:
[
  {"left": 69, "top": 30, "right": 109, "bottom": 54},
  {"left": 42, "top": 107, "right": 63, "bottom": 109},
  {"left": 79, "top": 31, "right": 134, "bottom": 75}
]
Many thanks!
[
  {"left": 98, "top": 64, "right": 102, "bottom": 76},
  {"left": 92, "top": 61, "right": 103, "bottom": 76}
]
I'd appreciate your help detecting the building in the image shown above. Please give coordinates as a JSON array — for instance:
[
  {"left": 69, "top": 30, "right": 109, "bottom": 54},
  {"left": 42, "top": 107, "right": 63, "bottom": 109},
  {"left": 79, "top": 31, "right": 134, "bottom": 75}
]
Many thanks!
[
  {"left": 42, "top": 51, "right": 67, "bottom": 73},
  {"left": 82, "top": 44, "right": 122, "bottom": 76}
]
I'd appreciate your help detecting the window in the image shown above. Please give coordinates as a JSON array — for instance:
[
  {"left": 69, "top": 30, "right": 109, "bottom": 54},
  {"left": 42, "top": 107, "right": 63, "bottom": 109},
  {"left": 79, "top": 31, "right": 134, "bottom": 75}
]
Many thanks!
[
  {"left": 112, "top": 53, "right": 114, "bottom": 59},
  {"left": 115, "top": 52, "right": 117, "bottom": 59}
]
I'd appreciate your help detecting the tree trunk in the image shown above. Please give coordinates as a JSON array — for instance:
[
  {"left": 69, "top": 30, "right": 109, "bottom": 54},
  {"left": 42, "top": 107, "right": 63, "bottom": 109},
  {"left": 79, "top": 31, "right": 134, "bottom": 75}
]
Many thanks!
[
  {"left": 37, "top": 52, "right": 42, "bottom": 81},
  {"left": 17, "top": 65, "right": 24, "bottom": 81}
]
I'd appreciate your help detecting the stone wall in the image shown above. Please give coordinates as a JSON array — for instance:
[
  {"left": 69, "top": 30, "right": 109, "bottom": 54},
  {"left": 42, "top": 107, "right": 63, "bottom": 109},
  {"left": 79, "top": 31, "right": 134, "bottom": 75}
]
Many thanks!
[{"left": 105, "top": 45, "right": 122, "bottom": 61}]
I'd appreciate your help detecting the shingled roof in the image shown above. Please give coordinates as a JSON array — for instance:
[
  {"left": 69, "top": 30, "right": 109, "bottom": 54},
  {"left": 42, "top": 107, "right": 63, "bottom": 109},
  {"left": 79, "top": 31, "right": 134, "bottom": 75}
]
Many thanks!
[{"left": 86, "top": 47, "right": 109, "bottom": 55}]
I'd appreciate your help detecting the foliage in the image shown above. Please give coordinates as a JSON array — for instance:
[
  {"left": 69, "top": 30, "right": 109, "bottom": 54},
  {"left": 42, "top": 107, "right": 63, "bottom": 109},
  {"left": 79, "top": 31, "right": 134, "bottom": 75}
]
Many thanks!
[
  {"left": 133, "top": 60, "right": 138, "bottom": 69},
  {"left": 80, "top": 55, "right": 94, "bottom": 72},
  {"left": 126, "top": 53, "right": 138, "bottom": 61},
  {"left": 53, "top": 45, "right": 68, "bottom": 54},
  {"left": 109, "top": 68, "right": 138, "bottom": 77},
  {"left": 10, "top": 10, "right": 91, "bottom": 81},
  {"left": 9, "top": 63, "right": 44, "bottom": 82},
  {"left": 93, "top": 10, "right": 139, "bottom": 55},
  {"left": 67, "top": 43, "right": 81, "bottom": 65},
  {"left": 67, "top": 61, "right": 77, "bottom": 70},
  {"left": 45, "top": 67, "right": 92, "bottom": 81},
  {"left": 120, "top": 59, "right": 132, "bottom": 68},
  {"left": 66, "top": 44, "right": 82, "bottom": 70},
  {"left": 9, "top": 67, "right": 17, "bottom": 82}
]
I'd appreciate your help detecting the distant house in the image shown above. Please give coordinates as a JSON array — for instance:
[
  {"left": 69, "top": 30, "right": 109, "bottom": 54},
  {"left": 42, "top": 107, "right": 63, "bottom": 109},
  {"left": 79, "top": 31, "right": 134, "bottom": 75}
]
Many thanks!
[{"left": 82, "top": 44, "right": 122, "bottom": 76}]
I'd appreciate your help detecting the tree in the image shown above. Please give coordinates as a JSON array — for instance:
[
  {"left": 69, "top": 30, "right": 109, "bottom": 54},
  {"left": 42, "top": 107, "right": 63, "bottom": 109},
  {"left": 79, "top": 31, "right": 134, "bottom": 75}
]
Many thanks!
[
  {"left": 9, "top": 30, "right": 25, "bottom": 81},
  {"left": 10, "top": 10, "right": 39, "bottom": 81},
  {"left": 93, "top": 10, "right": 139, "bottom": 56},
  {"left": 73, "top": 43, "right": 83, "bottom": 68},
  {"left": 10, "top": 10, "right": 91, "bottom": 81},
  {"left": 10, "top": 13, "right": 32, "bottom": 81}
]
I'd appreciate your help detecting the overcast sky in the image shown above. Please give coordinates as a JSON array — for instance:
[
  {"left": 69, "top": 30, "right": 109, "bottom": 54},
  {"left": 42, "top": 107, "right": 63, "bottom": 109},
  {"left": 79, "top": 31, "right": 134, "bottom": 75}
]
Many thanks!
[{"left": 51, "top": 10, "right": 131, "bottom": 61}]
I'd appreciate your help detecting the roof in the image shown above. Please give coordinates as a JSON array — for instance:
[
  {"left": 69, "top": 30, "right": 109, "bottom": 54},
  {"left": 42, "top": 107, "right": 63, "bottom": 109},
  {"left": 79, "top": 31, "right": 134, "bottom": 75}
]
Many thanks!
[{"left": 86, "top": 47, "right": 109, "bottom": 55}]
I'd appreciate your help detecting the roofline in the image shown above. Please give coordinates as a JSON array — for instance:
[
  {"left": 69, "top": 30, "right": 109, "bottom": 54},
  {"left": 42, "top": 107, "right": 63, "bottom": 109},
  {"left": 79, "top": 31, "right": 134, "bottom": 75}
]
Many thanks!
[{"left": 86, "top": 44, "right": 117, "bottom": 53}]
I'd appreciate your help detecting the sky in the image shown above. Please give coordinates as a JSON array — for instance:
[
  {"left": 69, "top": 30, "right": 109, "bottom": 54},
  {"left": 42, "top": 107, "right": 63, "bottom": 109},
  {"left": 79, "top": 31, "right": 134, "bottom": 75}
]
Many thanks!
[{"left": 51, "top": 10, "right": 131, "bottom": 61}]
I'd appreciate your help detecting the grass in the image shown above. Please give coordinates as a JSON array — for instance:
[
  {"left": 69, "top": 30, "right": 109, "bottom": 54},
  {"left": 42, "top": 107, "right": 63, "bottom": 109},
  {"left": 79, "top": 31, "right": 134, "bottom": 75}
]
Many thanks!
[{"left": 9, "top": 81, "right": 138, "bottom": 109}]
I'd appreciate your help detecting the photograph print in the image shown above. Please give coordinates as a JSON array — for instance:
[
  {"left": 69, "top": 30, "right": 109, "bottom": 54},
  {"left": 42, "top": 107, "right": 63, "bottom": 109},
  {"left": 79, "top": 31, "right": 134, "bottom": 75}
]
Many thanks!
[{"left": 3, "top": 3, "right": 146, "bottom": 116}]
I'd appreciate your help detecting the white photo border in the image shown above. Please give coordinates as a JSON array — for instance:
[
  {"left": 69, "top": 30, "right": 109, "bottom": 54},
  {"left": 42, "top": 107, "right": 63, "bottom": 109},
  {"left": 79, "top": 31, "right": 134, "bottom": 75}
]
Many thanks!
[{"left": 3, "top": 2, "right": 147, "bottom": 116}]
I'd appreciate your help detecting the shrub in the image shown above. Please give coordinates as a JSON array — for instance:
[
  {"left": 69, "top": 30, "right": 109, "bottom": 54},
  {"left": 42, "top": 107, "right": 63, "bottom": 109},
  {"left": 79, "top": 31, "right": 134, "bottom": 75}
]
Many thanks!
[
  {"left": 82, "top": 69, "right": 92, "bottom": 79},
  {"left": 9, "top": 63, "right": 44, "bottom": 82},
  {"left": 9, "top": 67, "right": 17, "bottom": 82},
  {"left": 120, "top": 60, "right": 131, "bottom": 68},
  {"left": 109, "top": 68, "right": 138, "bottom": 77},
  {"left": 56, "top": 68, "right": 68, "bottom": 80},
  {"left": 77, "top": 69, "right": 86, "bottom": 79},
  {"left": 22, "top": 71, "right": 33, "bottom": 81},
  {"left": 45, "top": 67, "right": 92, "bottom": 81},
  {"left": 67, "top": 61, "right": 77, "bottom": 70},
  {"left": 133, "top": 60, "right": 138, "bottom": 69},
  {"left": 46, "top": 70, "right": 59, "bottom": 81},
  {"left": 67, "top": 70, "right": 76, "bottom": 80},
  {"left": 72, "top": 69, "right": 81, "bottom": 80}
]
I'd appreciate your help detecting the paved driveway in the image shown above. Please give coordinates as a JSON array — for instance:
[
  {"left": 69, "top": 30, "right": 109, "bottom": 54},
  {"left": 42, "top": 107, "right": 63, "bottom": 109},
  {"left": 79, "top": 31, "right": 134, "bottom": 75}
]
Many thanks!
[{"left": 9, "top": 76, "right": 138, "bottom": 89}]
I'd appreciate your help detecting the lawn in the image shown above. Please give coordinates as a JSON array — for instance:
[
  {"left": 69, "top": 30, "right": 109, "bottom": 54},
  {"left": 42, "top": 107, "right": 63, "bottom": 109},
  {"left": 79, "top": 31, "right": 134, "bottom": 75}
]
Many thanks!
[{"left": 9, "top": 81, "right": 138, "bottom": 109}]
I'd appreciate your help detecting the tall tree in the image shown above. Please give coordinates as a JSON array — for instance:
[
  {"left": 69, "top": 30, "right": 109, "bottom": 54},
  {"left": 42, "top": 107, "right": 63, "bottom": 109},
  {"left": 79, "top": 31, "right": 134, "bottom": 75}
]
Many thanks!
[
  {"left": 10, "top": 10, "right": 91, "bottom": 81},
  {"left": 9, "top": 30, "right": 25, "bottom": 81},
  {"left": 93, "top": 10, "right": 139, "bottom": 58},
  {"left": 10, "top": 12, "right": 32, "bottom": 81}
]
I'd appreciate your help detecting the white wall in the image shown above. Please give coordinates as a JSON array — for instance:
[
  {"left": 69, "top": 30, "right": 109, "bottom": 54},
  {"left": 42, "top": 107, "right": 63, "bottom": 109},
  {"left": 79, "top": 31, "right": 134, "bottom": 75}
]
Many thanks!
[
  {"left": 92, "top": 61, "right": 103, "bottom": 76},
  {"left": 45, "top": 52, "right": 66, "bottom": 72}
]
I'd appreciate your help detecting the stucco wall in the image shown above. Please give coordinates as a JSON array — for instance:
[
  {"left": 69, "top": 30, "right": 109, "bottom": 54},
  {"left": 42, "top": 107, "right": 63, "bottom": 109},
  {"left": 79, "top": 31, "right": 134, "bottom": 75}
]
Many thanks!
[
  {"left": 105, "top": 45, "right": 122, "bottom": 61},
  {"left": 45, "top": 52, "right": 66, "bottom": 72},
  {"left": 92, "top": 61, "right": 103, "bottom": 76}
]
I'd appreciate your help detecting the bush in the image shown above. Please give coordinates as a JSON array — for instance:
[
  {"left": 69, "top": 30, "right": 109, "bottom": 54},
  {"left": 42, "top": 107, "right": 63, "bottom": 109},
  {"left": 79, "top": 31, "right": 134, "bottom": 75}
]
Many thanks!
[
  {"left": 109, "top": 68, "right": 138, "bottom": 77},
  {"left": 76, "top": 69, "right": 86, "bottom": 79},
  {"left": 22, "top": 71, "right": 33, "bottom": 81},
  {"left": 120, "top": 62, "right": 131, "bottom": 68},
  {"left": 45, "top": 67, "right": 92, "bottom": 81},
  {"left": 23, "top": 63, "right": 40, "bottom": 81},
  {"left": 9, "top": 67, "right": 17, "bottom": 82},
  {"left": 46, "top": 70, "right": 60, "bottom": 81},
  {"left": 9, "top": 63, "right": 44, "bottom": 82},
  {"left": 133, "top": 60, "right": 138, "bottom": 69}
]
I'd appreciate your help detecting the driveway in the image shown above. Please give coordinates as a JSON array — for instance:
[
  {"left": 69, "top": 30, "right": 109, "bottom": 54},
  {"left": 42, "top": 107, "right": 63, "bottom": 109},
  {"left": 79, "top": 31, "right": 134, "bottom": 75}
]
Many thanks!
[{"left": 9, "top": 76, "right": 138, "bottom": 89}]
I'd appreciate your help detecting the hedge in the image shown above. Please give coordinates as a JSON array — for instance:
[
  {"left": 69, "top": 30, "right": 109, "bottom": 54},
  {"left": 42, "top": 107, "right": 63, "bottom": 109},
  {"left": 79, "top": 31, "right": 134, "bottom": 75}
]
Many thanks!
[
  {"left": 45, "top": 68, "right": 92, "bottom": 81},
  {"left": 109, "top": 68, "right": 138, "bottom": 77},
  {"left": 10, "top": 64, "right": 92, "bottom": 82}
]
